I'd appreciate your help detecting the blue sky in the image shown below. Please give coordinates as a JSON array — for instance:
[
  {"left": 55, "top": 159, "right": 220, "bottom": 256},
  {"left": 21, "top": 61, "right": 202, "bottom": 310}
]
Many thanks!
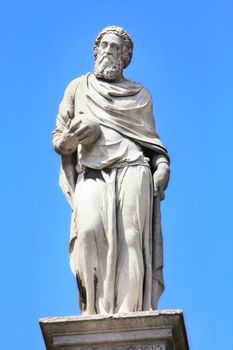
[{"left": 1, "top": 0, "right": 233, "bottom": 349}]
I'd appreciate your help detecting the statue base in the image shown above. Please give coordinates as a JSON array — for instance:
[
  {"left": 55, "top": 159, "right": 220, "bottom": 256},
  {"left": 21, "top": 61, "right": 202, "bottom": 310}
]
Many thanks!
[{"left": 39, "top": 310, "right": 189, "bottom": 350}]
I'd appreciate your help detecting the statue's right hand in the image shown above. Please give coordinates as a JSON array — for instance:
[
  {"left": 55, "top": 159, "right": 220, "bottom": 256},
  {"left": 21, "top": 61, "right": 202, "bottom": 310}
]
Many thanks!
[
  {"left": 60, "top": 128, "right": 79, "bottom": 152},
  {"left": 61, "top": 114, "right": 100, "bottom": 149},
  {"left": 58, "top": 116, "right": 82, "bottom": 151},
  {"left": 68, "top": 116, "right": 82, "bottom": 133},
  {"left": 69, "top": 115, "right": 101, "bottom": 145}
]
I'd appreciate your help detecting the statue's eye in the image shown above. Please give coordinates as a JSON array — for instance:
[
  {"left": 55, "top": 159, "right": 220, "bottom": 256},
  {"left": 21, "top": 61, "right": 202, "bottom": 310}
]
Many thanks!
[
  {"left": 101, "top": 42, "right": 107, "bottom": 48},
  {"left": 112, "top": 43, "right": 120, "bottom": 51}
]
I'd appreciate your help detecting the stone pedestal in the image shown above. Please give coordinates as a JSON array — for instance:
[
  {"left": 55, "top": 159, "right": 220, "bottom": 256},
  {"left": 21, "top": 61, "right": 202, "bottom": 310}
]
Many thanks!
[{"left": 40, "top": 310, "right": 189, "bottom": 350}]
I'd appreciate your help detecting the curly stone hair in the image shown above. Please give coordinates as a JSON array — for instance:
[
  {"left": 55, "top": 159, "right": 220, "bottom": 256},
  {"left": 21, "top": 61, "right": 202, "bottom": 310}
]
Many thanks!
[{"left": 94, "top": 26, "right": 133, "bottom": 69}]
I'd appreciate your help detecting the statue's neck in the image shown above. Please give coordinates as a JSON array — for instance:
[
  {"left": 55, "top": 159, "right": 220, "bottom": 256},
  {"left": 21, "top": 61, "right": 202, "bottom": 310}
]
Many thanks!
[{"left": 96, "top": 72, "right": 126, "bottom": 84}]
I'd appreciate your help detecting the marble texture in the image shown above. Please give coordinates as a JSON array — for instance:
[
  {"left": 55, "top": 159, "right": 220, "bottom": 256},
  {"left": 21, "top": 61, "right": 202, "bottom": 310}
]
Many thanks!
[
  {"left": 52, "top": 26, "right": 170, "bottom": 315},
  {"left": 40, "top": 310, "right": 189, "bottom": 350}
]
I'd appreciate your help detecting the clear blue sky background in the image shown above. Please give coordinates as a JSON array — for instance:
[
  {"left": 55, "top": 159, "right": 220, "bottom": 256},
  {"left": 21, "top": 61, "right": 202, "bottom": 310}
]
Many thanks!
[{"left": 1, "top": 0, "right": 233, "bottom": 349}]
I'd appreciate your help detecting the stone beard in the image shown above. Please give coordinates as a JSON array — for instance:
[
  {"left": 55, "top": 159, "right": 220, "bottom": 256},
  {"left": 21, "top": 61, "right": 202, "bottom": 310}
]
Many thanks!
[
  {"left": 52, "top": 26, "right": 170, "bottom": 316},
  {"left": 94, "top": 49, "right": 124, "bottom": 80}
]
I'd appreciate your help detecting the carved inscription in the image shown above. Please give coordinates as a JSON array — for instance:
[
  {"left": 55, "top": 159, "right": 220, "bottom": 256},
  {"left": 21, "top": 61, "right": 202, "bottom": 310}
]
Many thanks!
[{"left": 92, "top": 345, "right": 164, "bottom": 350}]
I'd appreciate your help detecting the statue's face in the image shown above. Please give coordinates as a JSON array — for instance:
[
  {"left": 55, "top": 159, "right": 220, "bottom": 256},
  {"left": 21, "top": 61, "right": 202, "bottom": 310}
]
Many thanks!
[
  {"left": 94, "top": 33, "right": 124, "bottom": 81},
  {"left": 98, "top": 33, "right": 123, "bottom": 61}
]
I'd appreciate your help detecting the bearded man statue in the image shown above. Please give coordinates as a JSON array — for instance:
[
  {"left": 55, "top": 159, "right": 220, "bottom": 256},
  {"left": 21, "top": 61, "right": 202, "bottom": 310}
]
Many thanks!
[{"left": 52, "top": 26, "right": 170, "bottom": 315}]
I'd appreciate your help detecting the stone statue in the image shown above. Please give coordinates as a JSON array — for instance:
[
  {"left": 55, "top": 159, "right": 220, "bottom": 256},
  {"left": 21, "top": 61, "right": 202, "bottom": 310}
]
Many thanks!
[{"left": 52, "top": 26, "right": 170, "bottom": 315}]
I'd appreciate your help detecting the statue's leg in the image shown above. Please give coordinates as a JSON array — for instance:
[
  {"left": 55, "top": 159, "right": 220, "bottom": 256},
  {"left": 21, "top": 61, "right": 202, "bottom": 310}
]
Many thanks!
[
  {"left": 72, "top": 173, "right": 109, "bottom": 315},
  {"left": 115, "top": 166, "right": 152, "bottom": 313}
]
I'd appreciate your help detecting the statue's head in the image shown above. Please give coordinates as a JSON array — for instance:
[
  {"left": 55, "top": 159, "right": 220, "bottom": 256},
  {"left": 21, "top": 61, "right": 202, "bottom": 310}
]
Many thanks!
[{"left": 94, "top": 26, "right": 133, "bottom": 81}]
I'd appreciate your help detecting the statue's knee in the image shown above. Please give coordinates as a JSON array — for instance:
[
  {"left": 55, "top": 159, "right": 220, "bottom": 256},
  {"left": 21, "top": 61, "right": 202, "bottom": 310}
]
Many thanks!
[
  {"left": 125, "top": 229, "right": 139, "bottom": 248},
  {"left": 78, "top": 225, "right": 94, "bottom": 247}
]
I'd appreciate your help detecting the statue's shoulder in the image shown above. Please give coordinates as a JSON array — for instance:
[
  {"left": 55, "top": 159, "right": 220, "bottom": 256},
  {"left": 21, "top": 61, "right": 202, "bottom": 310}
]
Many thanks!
[
  {"left": 65, "top": 76, "right": 81, "bottom": 94},
  {"left": 136, "top": 81, "right": 152, "bottom": 97},
  {"left": 65, "top": 73, "right": 90, "bottom": 95},
  {"left": 125, "top": 79, "right": 152, "bottom": 100},
  {"left": 124, "top": 78, "right": 142, "bottom": 88}
]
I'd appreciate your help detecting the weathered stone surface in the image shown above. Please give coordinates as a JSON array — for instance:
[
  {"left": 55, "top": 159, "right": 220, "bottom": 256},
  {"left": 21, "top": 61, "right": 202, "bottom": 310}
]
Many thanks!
[{"left": 40, "top": 310, "right": 189, "bottom": 350}]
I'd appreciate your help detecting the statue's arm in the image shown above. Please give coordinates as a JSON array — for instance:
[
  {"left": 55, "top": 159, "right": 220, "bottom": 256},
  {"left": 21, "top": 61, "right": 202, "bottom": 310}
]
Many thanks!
[
  {"left": 144, "top": 90, "right": 170, "bottom": 199},
  {"left": 52, "top": 79, "right": 80, "bottom": 155}
]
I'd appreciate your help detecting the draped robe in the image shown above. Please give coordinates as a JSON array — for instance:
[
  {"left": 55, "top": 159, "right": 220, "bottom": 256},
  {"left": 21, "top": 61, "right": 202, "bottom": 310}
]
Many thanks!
[{"left": 53, "top": 73, "right": 169, "bottom": 314}]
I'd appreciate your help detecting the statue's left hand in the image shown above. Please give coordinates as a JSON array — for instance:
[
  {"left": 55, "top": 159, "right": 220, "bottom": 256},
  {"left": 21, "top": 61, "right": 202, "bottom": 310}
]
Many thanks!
[{"left": 153, "top": 163, "right": 170, "bottom": 200}]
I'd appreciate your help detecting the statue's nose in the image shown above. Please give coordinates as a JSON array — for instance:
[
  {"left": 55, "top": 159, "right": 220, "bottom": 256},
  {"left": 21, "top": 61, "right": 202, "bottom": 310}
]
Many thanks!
[{"left": 105, "top": 45, "right": 112, "bottom": 54}]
